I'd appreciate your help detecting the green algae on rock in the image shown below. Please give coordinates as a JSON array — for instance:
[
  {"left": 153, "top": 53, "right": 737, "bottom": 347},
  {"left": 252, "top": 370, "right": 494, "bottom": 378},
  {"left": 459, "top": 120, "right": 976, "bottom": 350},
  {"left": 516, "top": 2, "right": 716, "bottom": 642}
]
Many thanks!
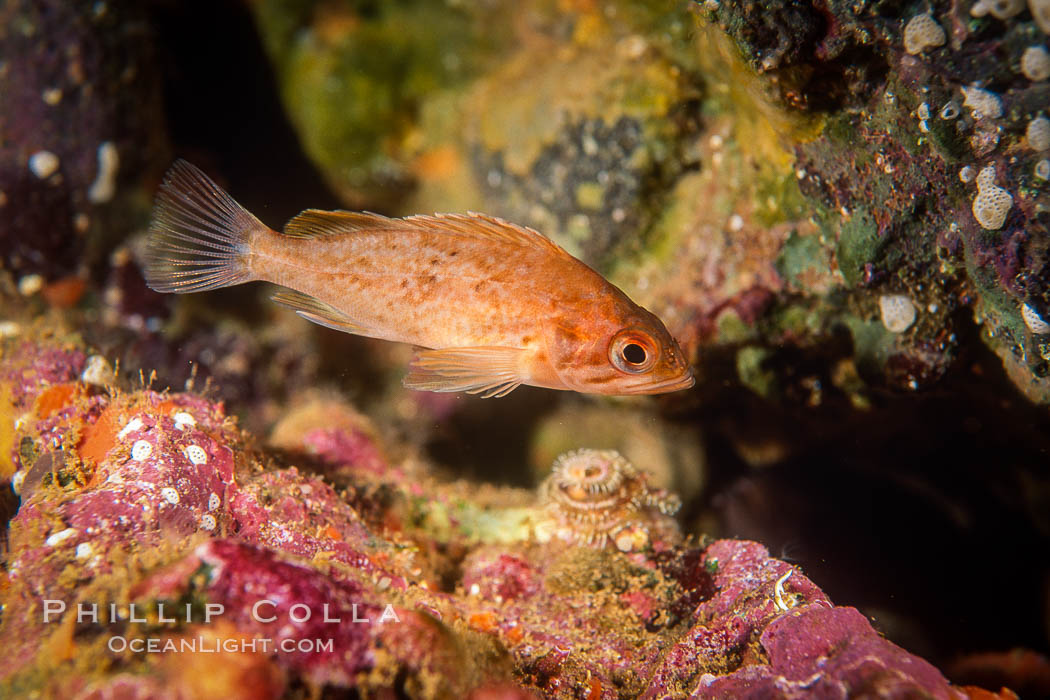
[
  {"left": 251, "top": 0, "right": 703, "bottom": 269},
  {"left": 251, "top": 0, "right": 509, "bottom": 208}
]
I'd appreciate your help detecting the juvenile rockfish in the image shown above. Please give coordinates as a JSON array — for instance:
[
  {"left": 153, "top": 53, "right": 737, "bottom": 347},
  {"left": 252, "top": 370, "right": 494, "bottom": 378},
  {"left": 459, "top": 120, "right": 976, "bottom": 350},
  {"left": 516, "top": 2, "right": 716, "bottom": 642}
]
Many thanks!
[{"left": 143, "top": 160, "right": 694, "bottom": 398}]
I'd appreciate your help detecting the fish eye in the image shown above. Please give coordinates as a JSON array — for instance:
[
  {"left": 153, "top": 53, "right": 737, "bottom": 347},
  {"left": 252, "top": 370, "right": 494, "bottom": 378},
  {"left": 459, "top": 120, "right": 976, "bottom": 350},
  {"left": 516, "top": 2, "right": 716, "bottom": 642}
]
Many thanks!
[
  {"left": 622, "top": 343, "right": 647, "bottom": 364},
  {"left": 610, "top": 330, "right": 658, "bottom": 374}
]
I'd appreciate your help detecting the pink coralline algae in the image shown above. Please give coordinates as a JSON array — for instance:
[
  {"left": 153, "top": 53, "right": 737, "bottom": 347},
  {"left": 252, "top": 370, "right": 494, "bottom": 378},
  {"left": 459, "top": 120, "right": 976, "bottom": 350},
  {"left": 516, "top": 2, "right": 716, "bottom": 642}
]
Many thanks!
[
  {"left": 645, "top": 540, "right": 966, "bottom": 699},
  {"left": 229, "top": 467, "right": 404, "bottom": 586},
  {"left": 140, "top": 539, "right": 397, "bottom": 685},
  {"left": 460, "top": 551, "right": 542, "bottom": 603},
  {"left": 0, "top": 337, "right": 989, "bottom": 698},
  {"left": 7, "top": 392, "right": 236, "bottom": 597},
  {"left": 0, "top": 339, "right": 86, "bottom": 410},
  {"left": 450, "top": 536, "right": 973, "bottom": 698},
  {"left": 300, "top": 426, "right": 389, "bottom": 476}
]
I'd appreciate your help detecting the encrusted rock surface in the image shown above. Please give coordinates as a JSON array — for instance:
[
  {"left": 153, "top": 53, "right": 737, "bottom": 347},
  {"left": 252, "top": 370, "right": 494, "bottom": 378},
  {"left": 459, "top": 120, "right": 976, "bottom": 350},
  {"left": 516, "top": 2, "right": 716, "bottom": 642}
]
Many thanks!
[{"left": 0, "top": 333, "right": 992, "bottom": 698}]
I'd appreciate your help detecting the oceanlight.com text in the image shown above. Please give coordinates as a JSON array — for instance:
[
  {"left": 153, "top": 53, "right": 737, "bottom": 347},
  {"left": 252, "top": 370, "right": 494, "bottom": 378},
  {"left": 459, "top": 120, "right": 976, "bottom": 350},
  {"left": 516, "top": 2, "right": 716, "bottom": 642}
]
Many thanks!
[{"left": 107, "top": 635, "right": 334, "bottom": 654}]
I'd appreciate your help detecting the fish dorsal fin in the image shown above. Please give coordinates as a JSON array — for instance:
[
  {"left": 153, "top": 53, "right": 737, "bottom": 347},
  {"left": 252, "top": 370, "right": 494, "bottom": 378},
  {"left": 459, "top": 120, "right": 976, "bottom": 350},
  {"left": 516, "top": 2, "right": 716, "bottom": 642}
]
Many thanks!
[
  {"left": 285, "top": 209, "right": 567, "bottom": 256},
  {"left": 271, "top": 289, "right": 378, "bottom": 337},
  {"left": 403, "top": 346, "right": 526, "bottom": 398},
  {"left": 403, "top": 213, "right": 566, "bottom": 255},
  {"left": 283, "top": 210, "right": 398, "bottom": 239}
]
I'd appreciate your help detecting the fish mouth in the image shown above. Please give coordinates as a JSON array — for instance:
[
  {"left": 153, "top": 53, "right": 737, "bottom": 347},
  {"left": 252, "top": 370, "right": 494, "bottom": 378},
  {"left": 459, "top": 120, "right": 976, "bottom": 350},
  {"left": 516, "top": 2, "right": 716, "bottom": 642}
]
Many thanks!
[{"left": 616, "top": 371, "right": 695, "bottom": 395}]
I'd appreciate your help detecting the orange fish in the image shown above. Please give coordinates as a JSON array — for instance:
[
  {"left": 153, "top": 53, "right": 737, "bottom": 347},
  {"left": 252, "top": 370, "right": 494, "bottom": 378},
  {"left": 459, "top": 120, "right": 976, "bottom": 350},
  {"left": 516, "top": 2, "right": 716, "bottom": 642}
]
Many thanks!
[{"left": 143, "top": 160, "right": 694, "bottom": 398}]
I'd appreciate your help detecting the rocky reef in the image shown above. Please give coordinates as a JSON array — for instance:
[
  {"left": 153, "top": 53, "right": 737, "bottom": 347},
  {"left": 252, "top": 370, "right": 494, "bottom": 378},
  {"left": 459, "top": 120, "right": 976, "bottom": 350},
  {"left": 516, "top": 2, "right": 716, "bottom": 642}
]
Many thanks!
[
  {"left": 702, "top": 0, "right": 1050, "bottom": 402},
  {"left": 0, "top": 330, "right": 1002, "bottom": 697}
]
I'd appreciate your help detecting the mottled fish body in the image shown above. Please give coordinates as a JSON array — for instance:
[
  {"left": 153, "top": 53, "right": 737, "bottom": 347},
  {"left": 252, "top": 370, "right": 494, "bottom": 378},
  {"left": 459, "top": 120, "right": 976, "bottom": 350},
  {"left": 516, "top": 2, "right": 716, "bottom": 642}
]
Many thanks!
[{"left": 144, "top": 160, "right": 694, "bottom": 397}]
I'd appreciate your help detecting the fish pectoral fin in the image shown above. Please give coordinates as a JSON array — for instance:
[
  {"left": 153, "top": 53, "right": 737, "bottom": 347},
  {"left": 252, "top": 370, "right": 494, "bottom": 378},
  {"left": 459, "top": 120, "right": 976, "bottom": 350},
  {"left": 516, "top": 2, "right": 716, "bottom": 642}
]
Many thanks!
[
  {"left": 403, "top": 346, "right": 526, "bottom": 398},
  {"left": 270, "top": 290, "right": 374, "bottom": 336}
]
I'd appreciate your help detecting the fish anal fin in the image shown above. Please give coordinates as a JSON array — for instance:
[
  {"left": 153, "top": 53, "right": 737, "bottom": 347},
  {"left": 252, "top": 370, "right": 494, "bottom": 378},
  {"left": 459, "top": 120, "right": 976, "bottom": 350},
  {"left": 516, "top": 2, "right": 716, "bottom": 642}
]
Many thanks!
[
  {"left": 403, "top": 346, "right": 526, "bottom": 398},
  {"left": 283, "top": 210, "right": 397, "bottom": 239},
  {"left": 271, "top": 289, "right": 374, "bottom": 336}
]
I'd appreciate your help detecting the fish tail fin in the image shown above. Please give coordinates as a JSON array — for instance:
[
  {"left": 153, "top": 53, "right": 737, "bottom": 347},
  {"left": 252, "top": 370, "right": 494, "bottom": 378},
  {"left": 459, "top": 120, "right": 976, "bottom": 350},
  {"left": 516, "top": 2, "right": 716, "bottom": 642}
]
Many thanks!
[{"left": 143, "top": 160, "right": 267, "bottom": 294}]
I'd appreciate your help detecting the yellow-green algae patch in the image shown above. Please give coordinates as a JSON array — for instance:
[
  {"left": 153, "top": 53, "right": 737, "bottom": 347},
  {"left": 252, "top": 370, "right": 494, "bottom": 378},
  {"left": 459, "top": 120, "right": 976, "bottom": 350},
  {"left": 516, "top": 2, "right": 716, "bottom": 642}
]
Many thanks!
[
  {"left": 251, "top": 0, "right": 509, "bottom": 205},
  {"left": 468, "top": 34, "right": 687, "bottom": 175}
]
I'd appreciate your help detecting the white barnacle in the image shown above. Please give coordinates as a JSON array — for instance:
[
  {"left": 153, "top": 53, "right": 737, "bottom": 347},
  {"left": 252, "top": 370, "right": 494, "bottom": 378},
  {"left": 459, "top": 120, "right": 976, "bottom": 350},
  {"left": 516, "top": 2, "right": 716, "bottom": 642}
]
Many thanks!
[
  {"left": 972, "top": 0, "right": 1025, "bottom": 16},
  {"left": 75, "top": 542, "right": 93, "bottom": 560},
  {"left": 1022, "top": 302, "right": 1050, "bottom": 334},
  {"left": 160, "top": 486, "right": 180, "bottom": 505},
  {"left": 972, "top": 185, "right": 1013, "bottom": 229},
  {"left": 28, "top": 150, "right": 59, "bottom": 179},
  {"left": 903, "top": 14, "right": 946, "bottom": 55},
  {"left": 1022, "top": 46, "right": 1050, "bottom": 81},
  {"left": 130, "top": 439, "right": 152, "bottom": 461},
  {"left": 117, "top": 417, "right": 143, "bottom": 440},
  {"left": 976, "top": 164, "right": 998, "bottom": 190},
  {"left": 87, "top": 141, "right": 119, "bottom": 204},
  {"left": 994, "top": 0, "right": 1026, "bottom": 17},
  {"left": 1035, "top": 159, "right": 1050, "bottom": 179},
  {"left": 1031, "top": 0, "right": 1050, "bottom": 34},
  {"left": 208, "top": 492, "right": 221, "bottom": 511},
  {"left": 80, "top": 354, "right": 112, "bottom": 387},
  {"left": 45, "top": 528, "right": 77, "bottom": 547},
  {"left": 940, "top": 101, "right": 961, "bottom": 120},
  {"left": 184, "top": 445, "right": 207, "bottom": 465},
  {"left": 962, "top": 85, "right": 1003, "bottom": 119},
  {"left": 959, "top": 165, "right": 976, "bottom": 182},
  {"left": 1027, "top": 116, "right": 1050, "bottom": 151},
  {"left": 173, "top": 411, "right": 196, "bottom": 430},
  {"left": 18, "top": 274, "right": 43, "bottom": 296},
  {"left": 199, "top": 514, "right": 217, "bottom": 531},
  {"left": 879, "top": 294, "right": 917, "bottom": 333}
]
